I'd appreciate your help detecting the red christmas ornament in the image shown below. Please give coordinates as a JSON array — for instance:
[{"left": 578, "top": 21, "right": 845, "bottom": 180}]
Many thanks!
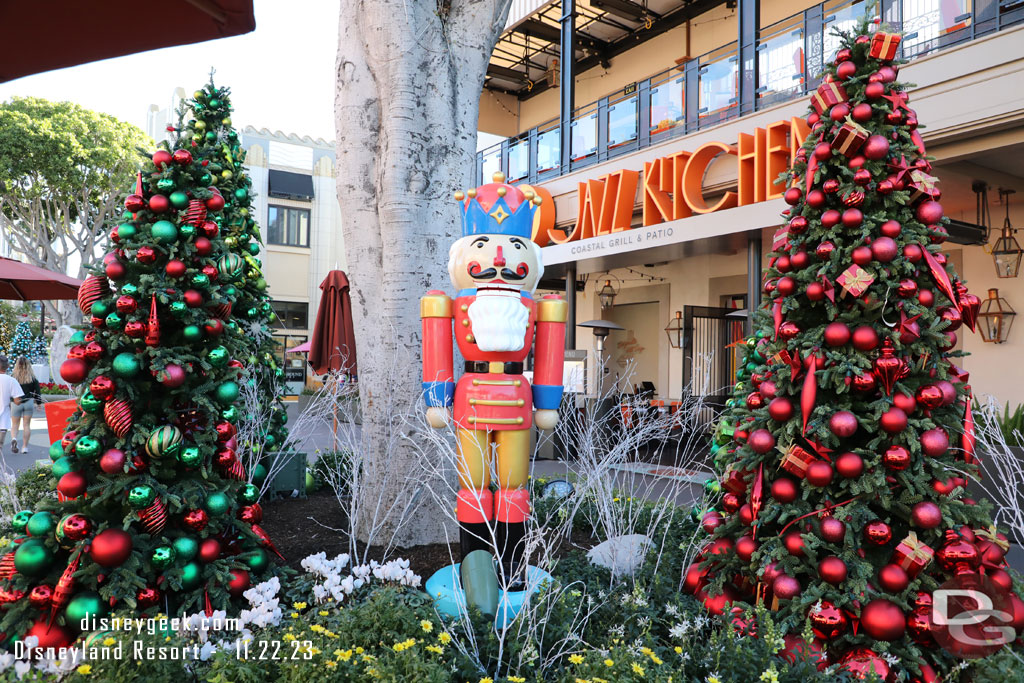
[
  {"left": 829, "top": 411, "right": 858, "bottom": 438},
  {"left": 863, "top": 134, "right": 890, "bottom": 160},
  {"left": 784, "top": 187, "right": 802, "bottom": 205},
  {"left": 815, "top": 241, "right": 835, "bottom": 260},
  {"left": 853, "top": 168, "right": 872, "bottom": 186},
  {"left": 920, "top": 428, "right": 949, "bottom": 456},
  {"left": 842, "top": 208, "right": 864, "bottom": 229},
  {"left": 819, "top": 556, "right": 848, "bottom": 585},
  {"left": 873, "top": 341, "right": 905, "bottom": 396},
  {"left": 140, "top": 497, "right": 167, "bottom": 536},
  {"left": 917, "top": 200, "right": 944, "bottom": 224},
  {"left": 861, "top": 598, "right": 906, "bottom": 641},
  {"left": 870, "top": 236, "right": 897, "bottom": 263},
  {"left": 103, "top": 398, "right": 133, "bottom": 438},
  {"left": 90, "top": 528, "right": 133, "bottom": 567},
  {"left": 203, "top": 318, "right": 224, "bottom": 337},
  {"left": 851, "top": 325, "right": 879, "bottom": 351},
  {"left": 767, "top": 397, "right": 793, "bottom": 421},
  {"left": 824, "top": 322, "right": 851, "bottom": 346},
  {"left": 148, "top": 194, "right": 170, "bottom": 213},
  {"left": 250, "top": 524, "right": 285, "bottom": 561},
  {"left": 124, "top": 321, "right": 147, "bottom": 339},
  {"left": 821, "top": 209, "right": 841, "bottom": 229},
  {"left": 173, "top": 149, "right": 193, "bottom": 165},
  {"left": 58, "top": 471, "right": 88, "bottom": 498},
  {"left": 239, "top": 504, "right": 264, "bottom": 525},
  {"left": 776, "top": 277, "right": 796, "bottom": 296},
  {"left": 851, "top": 245, "right": 872, "bottom": 266},
  {"left": 810, "top": 600, "right": 848, "bottom": 640},
  {"left": 183, "top": 509, "right": 210, "bottom": 532},
  {"left": 883, "top": 444, "right": 910, "bottom": 470},
  {"left": 745, "top": 392, "right": 764, "bottom": 410},
  {"left": 205, "top": 192, "right": 226, "bottom": 212},
  {"left": 60, "top": 358, "right": 89, "bottom": 385},
  {"left": 936, "top": 530, "right": 981, "bottom": 572},
  {"left": 840, "top": 648, "right": 891, "bottom": 679},
  {"left": 806, "top": 461, "right": 834, "bottom": 487},
  {"left": 836, "top": 452, "right": 864, "bottom": 478},
  {"left": 199, "top": 538, "right": 222, "bottom": 563},
  {"left": 822, "top": 178, "right": 840, "bottom": 194},
  {"left": 790, "top": 250, "right": 810, "bottom": 270},
  {"left": 158, "top": 363, "right": 186, "bottom": 388},
  {"left": 152, "top": 149, "right": 173, "bottom": 169},
  {"left": 864, "top": 520, "right": 893, "bottom": 545},
  {"left": 200, "top": 220, "right": 219, "bottom": 238},
  {"left": 83, "top": 341, "right": 104, "bottom": 362},
  {"left": 806, "top": 189, "right": 826, "bottom": 209},
  {"left": 918, "top": 288, "right": 935, "bottom": 307},
  {"left": 771, "top": 477, "right": 798, "bottom": 503},
  {"left": 61, "top": 514, "right": 93, "bottom": 541},
  {"left": 880, "top": 407, "right": 908, "bottom": 434},
  {"left": 183, "top": 289, "right": 204, "bottom": 308},
  {"left": 228, "top": 569, "right": 251, "bottom": 597},
  {"left": 165, "top": 259, "right": 187, "bottom": 278},
  {"left": 137, "top": 586, "right": 161, "bottom": 608},
  {"left": 23, "top": 621, "right": 73, "bottom": 650},
  {"left": 819, "top": 516, "right": 846, "bottom": 543},
  {"left": 878, "top": 564, "right": 909, "bottom": 592},
  {"left": 852, "top": 371, "right": 877, "bottom": 393},
  {"left": 195, "top": 237, "right": 213, "bottom": 255},
  {"left": 29, "top": 584, "right": 54, "bottom": 608},
  {"left": 911, "top": 501, "right": 942, "bottom": 529},
  {"left": 144, "top": 295, "right": 160, "bottom": 347},
  {"left": 836, "top": 61, "right": 857, "bottom": 80},
  {"left": 90, "top": 375, "right": 116, "bottom": 400},
  {"left": 772, "top": 574, "right": 801, "bottom": 600},
  {"left": 865, "top": 81, "right": 886, "bottom": 99},
  {"left": 135, "top": 246, "right": 157, "bottom": 264},
  {"left": 813, "top": 142, "right": 833, "bottom": 161},
  {"left": 77, "top": 275, "right": 109, "bottom": 314},
  {"left": 806, "top": 282, "right": 825, "bottom": 301}
]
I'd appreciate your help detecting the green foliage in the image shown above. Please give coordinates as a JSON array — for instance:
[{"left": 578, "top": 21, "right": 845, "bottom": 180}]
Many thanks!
[
  {"left": 994, "top": 402, "right": 1024, "bottom": 446},
  {"left": 309, "top": 451, "right": 352, "bottom": 494}
]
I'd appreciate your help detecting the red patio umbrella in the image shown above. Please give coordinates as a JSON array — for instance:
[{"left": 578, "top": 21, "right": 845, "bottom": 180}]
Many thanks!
[
  {"left": 0, "top": 257, "right": 82, "bottom": 300},
  {"left": 308, "top": 271, "right": 357, "bottom": 375},
  {"left": 1, "top": 1, "right": 255, "bottom": 83}
]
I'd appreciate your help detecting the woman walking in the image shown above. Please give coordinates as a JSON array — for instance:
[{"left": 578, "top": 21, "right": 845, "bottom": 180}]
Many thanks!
[{"left": 10, "top": 357, "right": 40, "bottom": 454}]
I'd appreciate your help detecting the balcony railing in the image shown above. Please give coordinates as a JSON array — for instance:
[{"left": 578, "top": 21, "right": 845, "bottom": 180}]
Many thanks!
[{"left": 476, "top": 0, "right": 1024, "bottom": 186}]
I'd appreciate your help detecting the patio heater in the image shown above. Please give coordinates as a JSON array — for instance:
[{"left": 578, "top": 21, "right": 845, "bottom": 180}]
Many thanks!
[{"left": 578, "top": 319, "right": 624, "bottom": 394}]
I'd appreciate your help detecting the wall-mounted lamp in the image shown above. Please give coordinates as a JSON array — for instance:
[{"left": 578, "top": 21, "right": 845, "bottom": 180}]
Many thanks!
[
  {"left": 978, "top": 288, "right": 1016, "bottom": 344},
  {"left": 665, "top": 311, "right": 684, "bottom": 349},
  {"left": 993, "top": 189, "right": 1022, "bottom": 278}
]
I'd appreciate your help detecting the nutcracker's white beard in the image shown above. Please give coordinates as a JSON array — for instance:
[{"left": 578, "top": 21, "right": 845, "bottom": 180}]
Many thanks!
[{"left": 468, "top": 291, "right": 530, "bottom": 352}]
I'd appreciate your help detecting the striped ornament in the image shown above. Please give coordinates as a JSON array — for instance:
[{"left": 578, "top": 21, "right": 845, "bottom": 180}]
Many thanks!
[
  {"left": 77, "top": 275, "right": 109, "bottom": 315},
  {"left": 103, "top": 398, "right": 133, "bottom": 438},
  {"left": 145, "top": 426, "right": 183, "bottom": 459}
]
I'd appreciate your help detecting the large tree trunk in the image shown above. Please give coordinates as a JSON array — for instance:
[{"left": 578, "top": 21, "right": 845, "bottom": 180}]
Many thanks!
[{"left": 335, "top": 0, "right": 511, "bottom": 547}]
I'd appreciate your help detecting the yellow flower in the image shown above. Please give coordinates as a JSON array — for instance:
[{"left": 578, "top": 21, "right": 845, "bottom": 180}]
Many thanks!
[
  {"left": 650, "top": 655, "right": 663, "bottom": 666},
  {"left": 336, "top": 649, "right": 353, "bottom": 662},
  {"left": 319, "top": 610, "right": 329, "bottom": 617},
  {"left": 325, "top": 661, "right": 337, "bottom": 668},
  {"left": 438, "top": 632, "right": 452, "bottom": 645},
  {"left": 509, "top": 678, "right": 526, "bottom": 683},
  {"left": 641, "top": 647, "right": 653, "bottom": 656},
  {"left": 102, "top": 637, "right": 116, "bottom": 647},
  {"left": 604, "top": 659, "right": 614, "bottom": 667},
  {"left": 569, "top": 654, "right": 584, "bottom": 664},
  {"left": 283, "top": 633, "right": 297, "bottom": 642},
  {"left": 479, "top": 678, "right": 494, "bottom": 683},
  {"left": 355, "top": 647, "right": 365, "bottom": 654},
  {"left": 420, "top": 620, "right": 433, "bottom": 633},
  {"left": 708, "top": 677, "right": 721, "bottom": 683},
  {"left": 575, "top": 679, "right": 591, "bottom": 683},
  {"left": 293, "top": 601, "right": 308, "bottom": 610},
  {"left": 632, "top": 662, "right": 645, "bottom": 677},
  {"left": 290, "top": 612, "right": 299, "bottom": 618},
  {"left": 674, "top": 647, "right": 682, "bottom": 654},
  {"left": 77, "top": 665, "right": 92, "bottom": 675},
  {"left": 426, "top": 645, "right": 444, "bottom": 654}
]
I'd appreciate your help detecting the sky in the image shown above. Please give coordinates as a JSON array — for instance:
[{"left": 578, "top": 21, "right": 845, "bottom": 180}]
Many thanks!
[
  {"left": 0, "top": 0, "right": 341, "bottom": 142},
  {"left": 0, "top": 0, "right": 504, "bottom": 150}
]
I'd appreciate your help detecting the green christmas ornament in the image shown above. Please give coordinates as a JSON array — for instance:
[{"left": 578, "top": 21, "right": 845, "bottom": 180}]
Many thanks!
[
  {"left": 69, "top": 331, "right": 86, "bottom": 345},
  {"left": 263, "top": 433, "right": 276, "bottom": 447},
  {"left": 234, "top": 188, "right": 248, "bottom": 201},
  {"left": 305, "top": 471, "right": 315, "bottom": 494},
  {"left": 14, "top": 539, "right": 54, "bottom": 577},
  {"left": 52, "top": 456, "right": 78, "bottom": 480},
  {"left": 128, "top": 485, "right": 156, "bottom": 509},
  {"left": 172, "top": 537, "right": 199, "bottom": 561},
  {"left": 112, "top": 352, "right": 141, "bottom": 378},
  {"left": 183, "top": 325, "right": 202, "bottom": 342},
  {"left": 49, "top": 441, "right": 65, "bottom": 460},
  {"left": 169, "top": 191, "right": 189, "bottom": 208},
  {"left": 205, "top": 131, "right": 217, "bottom": 141},
  {"left": 156, "top": 178, "right": 176, "bottom": 192},
  {"left": 252, "top": 463, "right": 268, "bottom": 484},
  {"left": 177, "top": 446, "right": 202, "bottom": 467},
  {"left": 91, "top": 301, "right": 112, "bottom": 318},
  {"left": 222, "top": 285, "right": 237, "bottom": 297},
  {"left": 11, "top": 511, "right": 31, "bottom": 532},
  {"left": 746, "top": 337, "right": 757, "bottom": 349},
  {"left": 244, "top": 549, "right": 269, "bottom": 573},
  {"left": 246, "top": 242, "right": 260, "bottom": 256},
  {"left": 745, "top": 362, "right": 758, "bottom": 374},
  {"left": 274, "top": 367, "right": 284, "bottom": 379},
  {"left": 80, "top": 391, "right": 103, "bottom": 413},
  {"left": 690, "top": 506, "right": 703, "bottom": 523},
  {"left": 221, "top": 405, "right": 239, "bottom": 423},
  {"left": 179, "top": 224, "right": 197, "bottom": 240},
  {"left": 205, "top": 492, "right": 230, "bottom": 516},
  {"left": 239, "top": 484, "right": 259, "bottom": 504},
  {"left": 26, "top": 512, "right": 55, "bottom": 538},
  {"left": 194, "top": 120, "right": 206, "bottom": 130},
  {"left": 146, "top": 425, "right": 183, "bottom": 459},
  {"left": 151, "top": 220, "right": 178, "bottom": 244},
  {"left": 65, "top": 591, "right": 106, "bottom": 625},
  {"left": 209, "top": 98, "right": 221, "bottom": 108},
  {"left": 191, "top": 273, "right": 210, "bottom": 288},
  {"left": 118, "top": 223, "right": 137, "bottom": 241},
  {"left": 121, "top": 283, "right": 139, "bottom": 296},
  {"left": 105, "top": 311, "right": 123, "bottom": 329},
  {"left": 170, "top": 301, "right": 187, "bottom": 318},
  {"left": 217, "top": 254, "right": 243, "bottom": 281},
  {"left": 253, "top": 278, "right": 267, "bottom": 291},
  {"left": 151, "top": 546, "right": 176, "bottom": 570},
  {"left": 215, "top": 381, "right": 239, "bottom": 406},
  {"left": 703, "top": 479, "right": 721, "bottom": 496},
  {"left": 75, "top": 435, "right": 101, "bottom": 459},
  {"left": 199, "top": 172, "right": 212, "bottom": 185},
  {"left": 181, "top": 561, "right": 201, "bottom": 589}
]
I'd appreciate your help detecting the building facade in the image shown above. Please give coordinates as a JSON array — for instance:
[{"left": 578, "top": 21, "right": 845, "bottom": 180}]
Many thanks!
[{"left": 476, "top": 0, "right": 1024, "bottom": 409}]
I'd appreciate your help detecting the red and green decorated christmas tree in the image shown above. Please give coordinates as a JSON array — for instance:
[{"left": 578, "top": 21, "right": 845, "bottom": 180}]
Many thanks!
[
  {"left": 0, "top": 81, "right": 286, "bottom": 650},
  {"left": 689, "top": 20, "right": 1024, "bottom": 680}
]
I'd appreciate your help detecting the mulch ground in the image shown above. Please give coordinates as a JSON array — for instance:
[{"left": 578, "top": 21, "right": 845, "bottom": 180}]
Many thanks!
[{"left": 259, "top": 491, "right": 594, "bottom": 580}]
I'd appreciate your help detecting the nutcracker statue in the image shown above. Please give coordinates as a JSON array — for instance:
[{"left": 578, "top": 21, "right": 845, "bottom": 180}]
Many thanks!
[{"left": 422, "top": 171, "right": 566, "bottom": 584}]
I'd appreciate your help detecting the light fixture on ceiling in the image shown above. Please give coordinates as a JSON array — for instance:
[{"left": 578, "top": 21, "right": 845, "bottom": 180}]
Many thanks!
[
  {"left": 597, "top": 277, "right": 620, "bottom": 310},
  {"left": 992, "top": 188, "right": 1022, "bottom": 278}
]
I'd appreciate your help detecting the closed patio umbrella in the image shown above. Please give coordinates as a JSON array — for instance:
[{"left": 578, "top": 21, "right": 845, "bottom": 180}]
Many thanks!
[
  {"left": 0, "top": 257, "right": 82, "bottom": 300},
  {"left": 308, "top": 271, "right": 357, "bottom": 375}
]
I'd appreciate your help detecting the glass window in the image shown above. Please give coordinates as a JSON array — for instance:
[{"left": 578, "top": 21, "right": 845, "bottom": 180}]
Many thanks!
[
  {"left": 508, "top": 139, "right": 529, "bottom": 181},
  {"left": 481, "top": 148, "right": 501, "bottom": 182},
  {"left": 608, "top": 95, "right": 638, "bottom": 147},
  {"left": 272, "top": 301, "right": 309, "bottom": 330},
  {"left": 267, "top": 206, "right": 311, "bottom": 247},
  {"left": 650, "top": 74, "right": 684, "bottom": 134},
  {"left": 698, "top": 54, "right": 738, "bottom": 120},
  {"left": 758, "top": 21, "right": 804, "bottom": 104},
  {"left": 902, "top": 0, "right": 972, "bottom": 57},
  {"left": 536, "top": 125, "right": 560, "bottom": 174},
  {"left": 571, "top": 111, "right": 597, "bottom": 160},
  {"left": 823, "top": 0, "right": 876, "bottom": 61}
]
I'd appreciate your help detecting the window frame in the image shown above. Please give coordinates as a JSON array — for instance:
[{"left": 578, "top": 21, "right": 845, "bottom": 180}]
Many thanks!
[{"left": 267, "top": 205, "right": 312, "bottom": 248}]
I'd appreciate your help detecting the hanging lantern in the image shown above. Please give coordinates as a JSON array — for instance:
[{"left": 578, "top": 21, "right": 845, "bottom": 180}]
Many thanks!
[
  {"left": 977, "top": 288, "right": 1016, "bottom": 343},
  {"left": 665, "top": 311, "right": 684, "bottom": 348},
  {"left": 597, "top": 278, "right": 619, "bottom": 310},
  {"left": 992, "top": 190, "right": 1022, "bottom": 278}
]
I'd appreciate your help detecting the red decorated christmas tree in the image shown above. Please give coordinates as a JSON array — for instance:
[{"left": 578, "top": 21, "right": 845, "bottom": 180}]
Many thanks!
[
  {"left": 0, "top": 81, "right": 286, "bottom": 650},
  {"left": 689, "top": 20, "right": 1023, "bottom": 679}
]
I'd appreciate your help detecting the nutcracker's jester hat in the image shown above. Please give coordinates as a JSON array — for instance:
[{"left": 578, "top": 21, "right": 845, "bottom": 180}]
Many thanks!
[{"left": 455, "top": 172, "right": 542, "bottom": 240}]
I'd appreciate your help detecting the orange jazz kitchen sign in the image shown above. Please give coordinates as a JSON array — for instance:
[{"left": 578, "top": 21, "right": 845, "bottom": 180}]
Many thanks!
[{"left": 527, "top": 116, "right": 810, "bottom": 247}]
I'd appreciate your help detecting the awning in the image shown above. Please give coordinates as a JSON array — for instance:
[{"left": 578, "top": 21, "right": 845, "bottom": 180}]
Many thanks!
[
  {"left": 0, "top": 257, "right": 82, "bottom": 300},
  {"left": 1, "top": 1, "right": 255, "bottom": 83},
  {"left": 268, "top": 170, "right": 315, "bottom": 200},
  {"left": 288, "top": 341, "right": 311, "bottom": 353}
]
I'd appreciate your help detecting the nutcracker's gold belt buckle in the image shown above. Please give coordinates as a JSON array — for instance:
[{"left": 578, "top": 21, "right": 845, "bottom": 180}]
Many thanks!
[{"left": 488, "top": 361, "right": 504, "bottom": 374}]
